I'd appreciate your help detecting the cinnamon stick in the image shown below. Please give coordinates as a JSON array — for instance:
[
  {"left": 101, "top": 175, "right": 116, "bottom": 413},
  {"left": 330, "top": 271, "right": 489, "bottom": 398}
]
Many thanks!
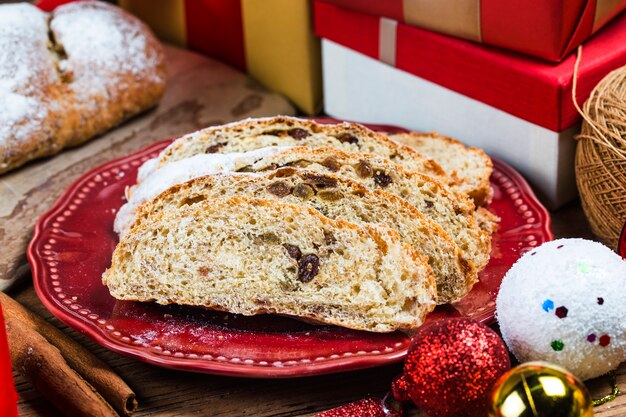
[
  {"left": 5, "top": 304, "right": 119, "bottom": 417},
  {"left": 0, "top": 292, "right": 137, "bottom": 415}
]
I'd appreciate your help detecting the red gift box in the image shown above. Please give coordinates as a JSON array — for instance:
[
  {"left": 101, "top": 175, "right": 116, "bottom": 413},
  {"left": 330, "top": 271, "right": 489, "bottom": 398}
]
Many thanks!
[
  {"left": 321, "top": 0, "right": 626, "bottom": 62},
  {"left": 314, "top": 0, "right": 626, "bottom": 132}
]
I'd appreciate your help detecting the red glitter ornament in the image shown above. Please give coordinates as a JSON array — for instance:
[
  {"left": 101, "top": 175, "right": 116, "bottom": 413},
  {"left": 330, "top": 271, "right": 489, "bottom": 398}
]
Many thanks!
[
  {"left": 401, "top": 318, "right": 510, "bottom": 417},
  {"left": 391, "top": 374, "right": 411, "bottom": 402},
  {"left": 314, "top": 318, "right": 510, "bottom": 417}
]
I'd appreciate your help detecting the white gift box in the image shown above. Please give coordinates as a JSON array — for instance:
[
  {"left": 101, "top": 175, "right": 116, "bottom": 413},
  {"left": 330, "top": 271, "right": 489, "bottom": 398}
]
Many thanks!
[{"left": 322, "top": 39, "right": 578, "bottom": 209}]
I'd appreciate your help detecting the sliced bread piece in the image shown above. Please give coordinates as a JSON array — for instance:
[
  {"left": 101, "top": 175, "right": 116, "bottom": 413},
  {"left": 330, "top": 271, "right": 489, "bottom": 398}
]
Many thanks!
[
  {"left": 154, "top": 116, "right": 449, "bottom": 183},
  {"left": 132, "top": 169, "right": 477, "bottom": 303},
  {"left": 104, "top": 197, "right": 437, "bottom": 332},
  {"left": 390, "top": 132, "right": 494, "bottom": 206},
  {"left": 118, "top": 146, "right": 491, "bottom": 271}
]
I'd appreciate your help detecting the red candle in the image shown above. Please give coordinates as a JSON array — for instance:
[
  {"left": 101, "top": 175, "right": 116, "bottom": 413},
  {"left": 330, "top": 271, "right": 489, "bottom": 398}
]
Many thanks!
[
  {"left": 0, "top": 305, "right": 18, "bottom": 417},
  {"left": 617, "top": 219, "right": 626, "bottom": 259}
]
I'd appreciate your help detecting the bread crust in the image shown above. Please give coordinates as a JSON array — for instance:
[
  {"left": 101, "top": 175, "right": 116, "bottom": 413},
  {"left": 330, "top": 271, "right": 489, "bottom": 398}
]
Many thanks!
[
  {"left": 158, "top": 116, "right": 448, "bottom": 180},
  {"left": 0, "top": 2, "right": 166, "bottom": 174},
  {"left": 389, "top": 132, "right": 494, "bottom": 206}
]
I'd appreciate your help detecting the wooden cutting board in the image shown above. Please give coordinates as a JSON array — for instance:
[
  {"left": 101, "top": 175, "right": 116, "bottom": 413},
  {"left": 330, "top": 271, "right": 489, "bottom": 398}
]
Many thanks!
[{"left": 0, "top": 45, "right": 295, "bottom": 291}]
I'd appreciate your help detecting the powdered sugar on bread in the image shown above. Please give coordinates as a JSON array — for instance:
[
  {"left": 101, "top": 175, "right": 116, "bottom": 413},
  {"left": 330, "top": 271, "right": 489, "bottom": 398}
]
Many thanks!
[
  {"left": 51, "top": 2, "right": 165, "bottom": 103},
  {"left": 115, "top": 146, "right": 290, "bottom": 236},
  {"left": 0, "top": 4, "right": 56, "bottom": 168}
]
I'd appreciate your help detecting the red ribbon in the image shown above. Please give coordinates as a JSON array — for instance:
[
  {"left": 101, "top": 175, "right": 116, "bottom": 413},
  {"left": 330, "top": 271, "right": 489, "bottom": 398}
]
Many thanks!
[
  {"left": 0, "top": 305, "right": 18, "bottom": 417},
  {"left": 184, "top": 0, "right": 247, "bottom": 71}
]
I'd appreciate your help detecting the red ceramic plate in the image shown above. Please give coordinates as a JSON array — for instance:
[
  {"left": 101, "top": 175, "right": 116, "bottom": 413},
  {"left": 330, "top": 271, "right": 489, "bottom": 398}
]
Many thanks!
[{"left": 29, "top": 123, "right": 553, "bottom": 378}]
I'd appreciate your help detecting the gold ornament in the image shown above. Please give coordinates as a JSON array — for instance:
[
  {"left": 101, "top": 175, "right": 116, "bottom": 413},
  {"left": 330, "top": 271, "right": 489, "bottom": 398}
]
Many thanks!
[{"left": 489, "top": 362, "right": 593, "bottom": 417}]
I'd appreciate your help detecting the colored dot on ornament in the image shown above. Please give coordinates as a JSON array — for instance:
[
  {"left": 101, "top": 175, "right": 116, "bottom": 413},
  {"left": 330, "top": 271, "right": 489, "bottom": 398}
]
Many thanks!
[
  {"left": 587, "top": 334, "right": 596, "bottom": 343},
  {"left": 551, "top": 340, "right": 565, "bottom": 351},
  {"left": 555, "top": 306, "right": 568, "bottom": 318},
  {"left": 599, "top": 335, "right": 611, "bottom": 347},
  {"left": 578, "top": 263, "right": 590, "bottom": 273},
  {"left": 542, "top": 299, "right": 554, "bottom": 312},
  {"left": 597, "top": 297, "right": 604, "bottom": 305},
  {"left": 557, "top": 244, "right": 564, "bottom": 249}
]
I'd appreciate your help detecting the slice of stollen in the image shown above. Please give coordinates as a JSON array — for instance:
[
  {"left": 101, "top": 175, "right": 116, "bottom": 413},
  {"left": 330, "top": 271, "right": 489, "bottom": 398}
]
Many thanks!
[
  {"left": 152, "top": 116, "right": 450, "bottom": 185},
  {"left": 103, "top": 197, "right": 437, "bottom": 333},
  {"left": 131, "top": 169, "right": 477, "bottom": 303},
  {"left": 390, "top": 132, "right": 494, "bottom": 206}
]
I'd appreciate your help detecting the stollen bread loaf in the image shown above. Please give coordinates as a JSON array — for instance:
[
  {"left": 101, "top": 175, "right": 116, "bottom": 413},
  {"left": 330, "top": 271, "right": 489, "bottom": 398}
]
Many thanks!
[
  {"left": 0, "top": 2, "right": 165, "bottom": 174},
  {"left": 131, "top": 169, "right": 477, "bottom": 303},
  {"left": 390, "top": 132, "right": 493, "bottom": 206},
  {"left": 104, "top": 197, "right": 438, "bottom": 332},
  {"left": 154, "top": 116, "right": 449, "bottom": 184},
  {"left": 119, "top": 146, "right": 491, "bottom": 271}
]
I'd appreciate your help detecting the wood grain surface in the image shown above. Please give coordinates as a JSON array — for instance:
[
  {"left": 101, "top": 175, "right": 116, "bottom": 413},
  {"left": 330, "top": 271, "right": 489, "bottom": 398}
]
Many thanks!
[
  {"left": 5, "top": 46, "right": 626, "bottom": 417},
  {"left": 0, "top": 45, "right": 295, "bottom": 291}
]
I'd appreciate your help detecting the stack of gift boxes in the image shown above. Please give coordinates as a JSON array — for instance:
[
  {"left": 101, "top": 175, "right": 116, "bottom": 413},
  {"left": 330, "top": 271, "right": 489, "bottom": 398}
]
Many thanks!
[
  {"left": 314, "top": 0, "right": 626, "bottom": 208},
  {"left": 39, "top": 0, "right": 626, "bottom": 208}
]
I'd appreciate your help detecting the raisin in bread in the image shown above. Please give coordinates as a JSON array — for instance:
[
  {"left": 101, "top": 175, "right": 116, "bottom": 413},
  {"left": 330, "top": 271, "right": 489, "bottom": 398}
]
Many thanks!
[
  {"left": 0, "top": 2, "right": 165, "bottom": 174},
  {"left": 120, "top": 146, "right": 491, "bottom": 271},
  {"left": 131, "top": 169, "right": 477, "bottom": 303},
  {"left": 154, "top": 116, "right": 449, "bottom": 184},
  {"left": 104, "top": 197, "right": 437, "bottom": 332},
  {"left": 390, "top": 132, "right": 493, "bottom": 206}
]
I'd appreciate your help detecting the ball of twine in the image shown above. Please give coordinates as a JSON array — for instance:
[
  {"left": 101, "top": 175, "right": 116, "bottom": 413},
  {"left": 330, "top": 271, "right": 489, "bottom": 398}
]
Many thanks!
[{"left": 574, "top": 50, "right": 626, "bottom": 249}]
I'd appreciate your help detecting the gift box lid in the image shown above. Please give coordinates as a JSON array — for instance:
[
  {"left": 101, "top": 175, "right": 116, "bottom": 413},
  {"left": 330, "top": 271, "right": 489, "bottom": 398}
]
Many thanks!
[
  {"left": 320, "top": 0, "right": 626, "bottom": 63},
  {"left": 315, "top": 0, "right": 626, "bottom": 132}
]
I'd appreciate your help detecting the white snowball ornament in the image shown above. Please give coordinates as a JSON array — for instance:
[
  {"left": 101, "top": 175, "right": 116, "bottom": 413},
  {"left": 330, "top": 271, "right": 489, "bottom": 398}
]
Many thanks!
[{"left": 496, "top": 238, "right": 626, "bottom": 380}]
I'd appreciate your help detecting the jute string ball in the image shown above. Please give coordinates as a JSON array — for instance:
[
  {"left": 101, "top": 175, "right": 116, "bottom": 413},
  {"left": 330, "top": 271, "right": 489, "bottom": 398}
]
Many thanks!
[{"left": 574, "top": 53, "right": 626, "bottom": 249}]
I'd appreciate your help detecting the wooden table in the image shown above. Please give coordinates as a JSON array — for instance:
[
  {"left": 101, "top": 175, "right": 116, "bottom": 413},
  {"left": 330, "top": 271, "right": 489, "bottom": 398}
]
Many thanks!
[{"left": 5, "top": 48, "right": 626, "bottom": 417}]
